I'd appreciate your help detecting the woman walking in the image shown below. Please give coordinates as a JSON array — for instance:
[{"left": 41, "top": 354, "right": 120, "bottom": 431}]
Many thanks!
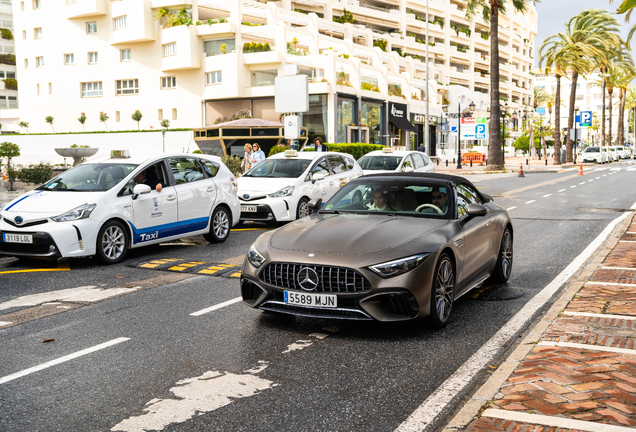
[
  {"left": 241, "top": 143, "right": 253, "bottom": 173},
  {"left": 250, "top": 142, "right": 266, "bottom": 167}
]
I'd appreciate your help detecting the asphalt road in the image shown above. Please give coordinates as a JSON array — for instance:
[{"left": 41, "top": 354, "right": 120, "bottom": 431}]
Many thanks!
[{"left": 1, "top": 160, "right": 635, "bottom": 432}]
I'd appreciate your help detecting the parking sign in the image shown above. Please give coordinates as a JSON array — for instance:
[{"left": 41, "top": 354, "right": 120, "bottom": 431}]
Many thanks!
[
  {"left": 475, "top": 123, "right": 486, "bottom": 140},
  {"left": 579, "top": 111, "right": 592, "bottom": 127}
]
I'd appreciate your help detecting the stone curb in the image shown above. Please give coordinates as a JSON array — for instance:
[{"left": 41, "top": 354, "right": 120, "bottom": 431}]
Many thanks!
[{"left": 442, "top": 211, "right": 635, "bottom": 432}]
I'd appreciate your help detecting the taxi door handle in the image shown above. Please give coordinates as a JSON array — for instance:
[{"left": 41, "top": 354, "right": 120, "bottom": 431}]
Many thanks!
[
  {"left": 206, "top": 187, "right": 215, "bottom": 192},
  {"left": 329, "top": 182, "right": 334, "bottom": 186},
  {"left": 166, "top": 195, "right": 176, "bottom": 201}
]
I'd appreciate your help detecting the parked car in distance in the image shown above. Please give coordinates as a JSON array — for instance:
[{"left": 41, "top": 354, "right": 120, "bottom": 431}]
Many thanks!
[
  {"left": 608, "top": 146, "right": 620, "bottom": 161},
  {"left": 600, "top": 147, "right": 611, "bottom": 163},
  {"left": 236, "top": 150, "right": 363, "bottom": 223},
  {"left": 581, "top": 146, "right": 605, "bottom": 164},
  {"left": 0, "top": 151, "right": 240, "bottom": 263},
  {"left": 241, "top": 173, "right": 513, "bottom": 328},
  {"left": 357, "top": 148, "right": 435, "bottom": 175}
]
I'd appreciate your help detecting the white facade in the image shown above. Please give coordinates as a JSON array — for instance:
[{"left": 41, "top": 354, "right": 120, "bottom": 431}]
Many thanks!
[
  {"left": 13, "top": 0, "right": 537, "bottom": 151},
  {"left": 0, "top": 0, "right": 18, "bottom": 132}
]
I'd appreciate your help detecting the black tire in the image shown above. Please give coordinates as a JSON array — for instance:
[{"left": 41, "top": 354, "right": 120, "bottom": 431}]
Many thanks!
[
  {"left": 203, "top": 206, "right": 231, "bottom": 243},
  {"left": 96, "top": 220, "right": 128, "bottom": 264},
  {"left": 296, "top": 197, "right": 310, "bottom": 219},
  {"left": 486, "top": 227, "right": 513, "bottom": 285},
  {"left": 429, "top": 253, "right": 454, "bottom": 329}
]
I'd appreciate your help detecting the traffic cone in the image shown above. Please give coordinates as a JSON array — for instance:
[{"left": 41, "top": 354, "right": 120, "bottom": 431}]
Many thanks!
[
  {"left": 578, "top": 163, "right": 584, "bottom": 176},
  {"left": 518, "top": 164, "right": 525, "bottom": 177}
]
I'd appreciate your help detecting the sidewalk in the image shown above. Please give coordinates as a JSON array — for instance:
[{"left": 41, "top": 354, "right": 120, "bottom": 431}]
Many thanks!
[
  {"left": 433, "top": 155, "right": 591, "bottom": 175},
  {"left": 444, "top": 213, "right": 636, "bottom": 431}
]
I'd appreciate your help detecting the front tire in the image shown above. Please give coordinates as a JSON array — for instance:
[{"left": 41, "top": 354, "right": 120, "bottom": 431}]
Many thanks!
[
  {"left": 96, "top": 220, "right": 128, "bottom": 264},
  {"left": 486, "top": 227, "right": 513, "bottom": 285},
  {"left": 204, "top": 206, "right": 231, "bottom": 243},
  {"left": 296, "top": 197, "right": 310, "bottom": 219},
  {"left": 429, "top": 253, "right": 454, "bottom": 329}
]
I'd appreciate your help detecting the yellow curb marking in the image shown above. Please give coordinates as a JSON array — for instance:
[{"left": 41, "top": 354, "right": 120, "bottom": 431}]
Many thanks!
[
  {"left": 230, "top": 272, "right": 242, "bottom": 277},
  {"left": 141, "top": 258, "right": 183, "bottom": 269},
  {"left": 0, "top": 263, "right": 71, "bottom": 274}
]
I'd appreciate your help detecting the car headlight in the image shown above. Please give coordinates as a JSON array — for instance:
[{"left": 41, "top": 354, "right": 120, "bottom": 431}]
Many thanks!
[
  {"left": 0, "top": 202, "right": 6, "bottom": 213},
  {"left": 268, "top": 186, "right": 294, "bottom": 198},
  {"left": 369, "top": 253, "right": 430, "bottom": 278},
  {"left": 51, "top": 203, "right": 96, "bottom": 222},
  {"left": 247, "top": 243, "right": 266, "bottom": 268}
]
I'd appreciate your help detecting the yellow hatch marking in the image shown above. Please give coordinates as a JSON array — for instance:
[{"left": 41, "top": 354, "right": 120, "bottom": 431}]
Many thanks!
[{"left": 230, "top": 272, "right": 242, "bottom": 277}]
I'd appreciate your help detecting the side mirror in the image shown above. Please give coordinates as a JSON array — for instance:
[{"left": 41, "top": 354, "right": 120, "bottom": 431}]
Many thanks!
[
  {"left": 311, "top": 173, "right": 325, "bottom": 184},
  {"left": 308, "top": 198, "right": 322, "bottom": 212},
  {"left": 466, "top": 203, "right": 488, "bottom": 217},
  {"left": 133, "top": 184, "right": 152, "bottom": 196}
]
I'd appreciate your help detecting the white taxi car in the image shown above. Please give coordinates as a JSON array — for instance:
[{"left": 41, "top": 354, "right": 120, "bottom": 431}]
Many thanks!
[
  {"left": 357, "top": 148, "right": 435, "bottom": 175},
  {"left": 0, "top": 151, "right": 240, "bottom": 264},
  {"left": 581, "top": 146, "right": 605, "bottom": 164},
  {"left": 237, "top": 150, "right": 362, "bottom": 223}
]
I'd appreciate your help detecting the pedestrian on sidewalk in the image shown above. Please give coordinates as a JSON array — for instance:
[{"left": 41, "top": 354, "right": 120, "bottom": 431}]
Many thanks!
[{"left": 418, "top": 143, "right": 425, "bottom": 152}]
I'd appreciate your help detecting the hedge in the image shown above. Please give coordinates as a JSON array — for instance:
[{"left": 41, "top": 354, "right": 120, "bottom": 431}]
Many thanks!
[
  {"left": 269, "top": 142, "right": 384, "bottom": 159},
  {"left": 16, "top": 162, "right": 54, "bottom": 184}
]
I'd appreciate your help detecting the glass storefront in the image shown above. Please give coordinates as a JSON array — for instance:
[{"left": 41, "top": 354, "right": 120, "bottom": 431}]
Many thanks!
[
  {"left": 361, "top": 100, "right": 383, "bottom": 144},
  {"left": 337, "top": 98, "right": 355, "bottom": 143},
  {"left": 300, "top": 94, "right": 328, "bottom": 144}
]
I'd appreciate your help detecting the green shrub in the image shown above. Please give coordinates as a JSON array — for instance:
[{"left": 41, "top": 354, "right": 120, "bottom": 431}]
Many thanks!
[
  {"left": 16, "top": 163, "right": 54, "bottom": 185},
  {"left": 268, "top": 144, "right": 289, "bottom": 156},
  {"left": 192, "top": 150, "right": 202, "bottom": 154},
  {"left": 0, "top": 54, "right": 15, "bottom": 65},
  {"left": 221, "top": 155, "right": 242, "bottom": 176},
  {"left": 3, "top": 78, "right": 17, "bottom": 90},
  {"left": 303, "top": 143, "right": 384, "bottom": 160},
  {"left": 1, "top": 29, "right": 13, "bottom": 40}
]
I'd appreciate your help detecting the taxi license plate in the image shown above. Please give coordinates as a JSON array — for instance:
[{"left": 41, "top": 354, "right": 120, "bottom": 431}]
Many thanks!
[
  {"left": 241, "top": 205, "right": 257, "bottom": 213},
  {"left": 284, "top": 291, "right": 337, "bottom": 308},
  {"left": 3, "top": 233, "right": 33, "bottom": 243}
]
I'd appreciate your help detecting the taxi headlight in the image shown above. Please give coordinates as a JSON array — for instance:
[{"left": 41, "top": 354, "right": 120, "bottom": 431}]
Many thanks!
[
  {"left": 0, "top": 202, "right": 6, "bottom": 213},
  {"left": 51, "top": 203, "right": 96, "bottom": 222},
  {"left": 369, "top": 253, "right": 430, "bottom": 278},
  {"left": 247, "top": 244, "right": 266, "bottom": 268},
  {"left": 268, "top": 186, "right": 294, "bottom": 198}
]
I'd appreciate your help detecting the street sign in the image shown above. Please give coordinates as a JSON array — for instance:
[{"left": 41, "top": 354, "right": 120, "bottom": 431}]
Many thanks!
[
  {"left": 459, "top": 117, "right": 487, "bottom": 140},
  {"left": 579, "top": 111, "right": 592, "bottom": 127},
  {"left": 475, "top": 123, "right": 486, "bottom": 140},
  {"left": 451, "top": 126, "right": 458, "bottom": 134},
  {"left": 275, "top": 74, "right": 309, "bottom": 113}
]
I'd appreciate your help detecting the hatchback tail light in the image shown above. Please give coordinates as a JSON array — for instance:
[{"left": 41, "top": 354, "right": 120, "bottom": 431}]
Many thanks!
[{"left": 230, "top": 176, "right": 237, "bottom": 189}]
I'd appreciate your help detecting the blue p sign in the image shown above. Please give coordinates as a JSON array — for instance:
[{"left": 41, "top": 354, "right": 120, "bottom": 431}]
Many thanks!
[
  {"left": 580, "top": 111, "right": 592, "bottom": 127},
  {"left": 475, "top": 124, "right": 486, "bottom": 139}
]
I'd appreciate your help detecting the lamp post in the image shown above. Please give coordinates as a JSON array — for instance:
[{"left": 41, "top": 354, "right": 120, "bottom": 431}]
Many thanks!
[
  {"left": 443, "top": 100, "right": 475, "bottom": 169},
  {"left": 499, "top": 103, "right": 513, "bottom": 160},
  {"left": 161, "top": 128, "right": 166, "bottom": 153}
]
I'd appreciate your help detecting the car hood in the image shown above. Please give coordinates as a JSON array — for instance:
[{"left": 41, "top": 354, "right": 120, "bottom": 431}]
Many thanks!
[
  {"left": 362, "top": 169, "right": 397, "bottom": 175},
  {"left": 269, "top": 213, "right": 450, "bottom": 255},
  {"left": 0, "top": 190, "right": 104, "bottom": 215},
  {"left": 237, "top": 176, "right": 300, "bottom": 195}
]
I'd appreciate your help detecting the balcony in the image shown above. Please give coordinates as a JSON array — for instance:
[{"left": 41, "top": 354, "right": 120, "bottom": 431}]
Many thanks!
[
  {"left": 243, "top": 50, "right": 283, "bottom": 65},
  {"left": 110, "top": 1, "right": 156, "bottom": 44},
  {"left": 65, "top": 0, "right": 107, "bottom": 19},
  {"left": 150, "top": 0, "right": 193, "bottom": 7},
  {"left": 160, "top": 25, "right": 200, "bottom": 71}
]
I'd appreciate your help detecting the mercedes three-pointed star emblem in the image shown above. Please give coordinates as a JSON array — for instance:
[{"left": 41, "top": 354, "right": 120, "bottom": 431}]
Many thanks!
[{"left": 297, "top": 267, "right": 319, "bottom": 291}]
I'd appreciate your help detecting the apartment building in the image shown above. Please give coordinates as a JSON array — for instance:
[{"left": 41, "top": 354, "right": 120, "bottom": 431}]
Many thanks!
[
  {"left": 0, "top": 0, "right": 19, "bottom": 132},
  {"left": 14, "top": 0, "right": 537, "bottom": 156}
]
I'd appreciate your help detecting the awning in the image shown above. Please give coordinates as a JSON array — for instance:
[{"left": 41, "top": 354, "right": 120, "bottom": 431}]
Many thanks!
[
  {"left": 390, "top": 115, "right": 417, "bottom": 132},
  {"left": 389, "top": 102, "right": 417, "bottom": 132}
]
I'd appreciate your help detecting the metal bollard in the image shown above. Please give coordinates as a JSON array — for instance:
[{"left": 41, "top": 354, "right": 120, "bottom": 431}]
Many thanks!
[
  {"left": 545, "top": 159, "right": 547, "bottom": 166},
  {"left": 470, "top": 159, "right": 472, "bottom": 167},
  {"left": 453, "top": 158, "right": 455, "bottom": 164},
  {"left": 526, "top": 159, "right": 529, "bottom": 165},
  {"left": 437, "top": 158, "right": 439, "bottom": 165},
  {"left": 446, "top": 160, "right": 448, "bottom": 167}
]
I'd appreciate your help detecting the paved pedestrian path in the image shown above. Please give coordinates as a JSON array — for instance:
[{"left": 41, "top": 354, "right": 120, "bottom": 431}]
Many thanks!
[{"left": 445, "top": 215, "right": 636, "bottom": 432}]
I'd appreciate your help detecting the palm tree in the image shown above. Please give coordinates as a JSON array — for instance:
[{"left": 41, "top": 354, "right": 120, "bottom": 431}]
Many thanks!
[
  {"left": 45, "top": 116, "right": 55, "bottom": 133},
  {"left": 100, "top": 112, "right": 109, "bottom": 131},
  {"left": 131, "top": 110, "right": 143, "bottom": 131},
  {"left": 77, "top": 115, "right": 86, "bottom": 132},
  {"left": 626, "top": 86, "right": 636, "bottom": 143},
  {"left": 465, "top": 0, "right": 537, "bottom": 170},
  {"left": 615, "top": 65, "right": 636, "bottom": 146}
]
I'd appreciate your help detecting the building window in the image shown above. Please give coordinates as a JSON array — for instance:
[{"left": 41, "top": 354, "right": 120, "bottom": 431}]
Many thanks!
[
  {"left": 88, "top": 52, "right": 98, "bottom": 64},
  {"left": 33, "top": 0, "right": 41, "bottom": 9},
  {"left": 20, "top": 2, "right": 24, "bottom": 12},
  {"left": 205, "top": 71, "right": 222, "bottom": 85},
  {"left": 172, "top": 108, "right": 177, "bottom": 120},
  {"left": 24, "top": 58, "right": 28, "bottom": 68},
  {"left": 161, "top": 76, "right": 176, "bottom": 89},
  {"left": 158, "top": 109, "right": 163, "bottom": 120},
  {"left": 116, "top": 111, "right": 120, "bottom": 122},
  {"left": 36, "top": 56, "right": 44, "bottom": 67},
  {"left": 36, "top": 83, "right": 39, "bottom": 95},
  {"left": 34, "top": 27, "right": 42, "bottom": 39},
  {"left": 203, "top": 39, "right": 235, "bottom": 56},
  {"left": 86, "top": 22, "right": 97, "bottom": 34},
  {"left": 64, "top": 53, "right": 74, "bottom": 65},
  {"left": 48, "top": 82, "right": 51, "bottom": 94},
  {"left": 22, "top": 30, "right": 25, "bottom": 40},
  {"left": 163, "top": 42, "right": 176, "bottom": 57},
  {"left": 116, "top": 79, "right": 139, "bottom": 95},
  {"left": 113, "top": 16, "right": 127, "bottom": 30},
  {"left": 120, "top": 49, "right": 131, "bottom": 61},
  {"left": 81, "top": 81, "right": 102, "bottom": 97}
]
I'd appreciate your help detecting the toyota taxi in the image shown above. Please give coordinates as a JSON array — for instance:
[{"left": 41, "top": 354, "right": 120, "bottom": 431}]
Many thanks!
[
  {"left": 357, "top": 148, "right": 435, "bottom": 175},
  {"left": 237, "top": 150, "right": 362, "bottom": 223},
  {"left": 0, "top": 151, "right": 240, "bottom": 264}
]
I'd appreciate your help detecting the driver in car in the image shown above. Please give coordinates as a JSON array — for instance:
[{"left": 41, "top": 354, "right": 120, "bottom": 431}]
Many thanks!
[
  {"left": 369, "top": 189, "right": 394, "bottom": 211},
  {"left": 134, "top": 170, "right": 163, "bottom": 193},
  {"left": 431, "top": 186, "right": 448, "bottom": 214}
]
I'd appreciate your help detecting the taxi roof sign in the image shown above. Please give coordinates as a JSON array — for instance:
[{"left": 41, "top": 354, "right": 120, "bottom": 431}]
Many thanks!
[
  {"left": 110, "top": 150, "right": 131, "bottom": 159},
  {"left": 382, "top": 148, "right": 394, "bottom": 153},
  {"left": 284, "top": 150, "right": 298, "bottom": 157}
]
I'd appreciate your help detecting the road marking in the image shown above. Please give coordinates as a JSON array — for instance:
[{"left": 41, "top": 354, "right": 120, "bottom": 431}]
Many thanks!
[
  {"left": 619, "top": 240, "right": 636, "bottom": 243},
  {"left": 579, "top": 182, "right": 586, "bottom": 185},
  {"left": 0, "top": 321, "right": 11, "bottom": 327},
  {"left": 481, "top": 409, "right": 634, "bottom": 432},
  {"left": 190, "top": 297, "right": 242, "bottom": 316},
  {"left": 0, "top": 286, "right": 140, "bottom": 311},
  {"left": 231, "top": 227, "right": 272, "bottom": 231},
  {"left": 558, "top": 189, "right": 566, "bottom": 192},
  {"left": 524, "top": 200, "right": 535, "bottom": 204},
  {"left": 0, "top": 337, "right": 130, "bottom": 385},
  {"left": 595, "top": 177, "right": 601, "bottom": 179},
  {"left": 603, "top": 174, "right": 607, "bottom": 177},
  {"left": 587, "top": 281, "right": 636, "bottom": 287},
  {"left": 506, "top": 207, "right": 516, "bottom": 211},
  {"left": 562, "top": 311, "right": 636, "bottom": 320},
  {"left": 538, "top": 340, "right": 636, "bottom": 356},
  {"left": 570, "top": 185, "right": 576, "bottom": 188},
  {"left": 396, "top": 209, "right": 631, "bottom": 432},
  {"left": 542, "top": 194, "right": 552, "bottom": 198},
  {"left": 601, "top": 266, "right": 636, "bottom": 271},
  {"left": 0, "top": 262, "right": 71, "bottom": 274},
  {"left": 283, "top": 333, "right": 329, "bottom": 354}
]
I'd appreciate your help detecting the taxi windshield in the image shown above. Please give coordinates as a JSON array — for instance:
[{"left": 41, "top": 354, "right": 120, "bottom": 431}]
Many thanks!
[
  {"left": 244, "top": 158, "right": 311, "bottom": 178},
  {"left": 357, "top": 155, "right": 402, "bottom": 171},
  {"left": 39, "top": 163, "right": 138, "bottom": 191},
  {"left": 584, "top": 147, "right": 599, "bottom": 152}
]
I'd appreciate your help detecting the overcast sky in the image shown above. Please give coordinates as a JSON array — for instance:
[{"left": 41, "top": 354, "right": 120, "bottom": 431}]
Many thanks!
[{"left": 533, "top": 0, "right": 632, "bottom": 68}]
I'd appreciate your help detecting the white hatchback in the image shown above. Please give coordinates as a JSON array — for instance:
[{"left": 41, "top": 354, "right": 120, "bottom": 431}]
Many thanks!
[
  {"left": 0, "top": 152, "right": 240, "bottom": 263},
  {"left": 357, "top": 149, "right": 436, "bottom": 175},
  {"left": 237, "top": 150, "right": 363, "bottom": 223},
  {"left": 581, "top": 146, "right": 605, "bottom": 164}
]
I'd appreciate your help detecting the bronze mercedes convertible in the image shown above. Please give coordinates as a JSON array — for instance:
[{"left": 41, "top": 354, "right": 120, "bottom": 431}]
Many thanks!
[{"left": 240, "top": 173, "right": 513, "bottom": 328}]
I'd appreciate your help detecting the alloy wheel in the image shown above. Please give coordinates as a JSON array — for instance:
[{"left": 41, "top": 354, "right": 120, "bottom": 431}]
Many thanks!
[
  {"left": 102, "top": 225, "right": 125, "bottom": 260},
  {"left": 298, "top": 200, "right": 309, "bottom": 218},
  {"left": 501, "top": 230, "right": 513, "bottom": 279},
  {"left": 213, "top": 209, "right": 229, "bottom": 239},
  {"left": 434, "top": 258, "right": 454, "bottom": 323}
]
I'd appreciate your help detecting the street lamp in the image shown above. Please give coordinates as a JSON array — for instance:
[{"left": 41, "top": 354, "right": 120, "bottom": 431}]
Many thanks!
[
  {"left": 499, "top": 103, "right": 512, "bottom": 159},
  {"left": 442, "top": 100, "right": 476, "bottom": 169},
  {"left": 161, "top": 128, "right": 166, "bottom": 153}
]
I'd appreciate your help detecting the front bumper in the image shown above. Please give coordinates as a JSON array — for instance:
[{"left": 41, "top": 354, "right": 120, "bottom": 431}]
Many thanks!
[{"left": 238, "top": 196, "right": 300, "bottom": 222}]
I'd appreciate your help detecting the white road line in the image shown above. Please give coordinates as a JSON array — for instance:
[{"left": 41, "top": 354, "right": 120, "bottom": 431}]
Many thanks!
[
  {"left": 524, "top": 200, "right": 535, "bottom": 204},
  {"left": 538, "top": 341, "right": 636, "bottom": 356},
  {"left": 570, "top": 185, "right": 577, "bottom": 188},
  {"left": 0, "top": 337, "right": 130, "bottom": 385},
  {"left": 601, "top": 266, "right": 636, "bottom": 271},
  {"left": 558, "top": 189, "right": 566, "bottom": 192},
  {"left": 603, "top": 174, "right": 607, "bottom": 177},
  {"left": 506, "top": 207, "right": 517, "bottom": 211},
  {"left": 579, "top": 182, "right": 586, "bottom": 185},
  {"left": 542, "top": 194, "right": 552, "bottom": 198},
  {"left": 481, "top": 409, "right": 634, "bottom": 432},
  {"left": 619, "top": 240, "right": 636, "bottom": 243},
  {"left": 595, "top": 177, "right": 601, "bottom": 179},
  {"left": 0, "top": 321, "right": 12, "bottom": 327},
  {"left": 190, "top": 297, "right": 242, "bottom": 316},
  {"left": 395, "top": 210, "right": 631, "bottom": 432},
  {"left": 587, "top": 281, "right": 636, "bottom": 288},
  {"left": 562, "top": 311, "right": 636, "bottom": 320}
]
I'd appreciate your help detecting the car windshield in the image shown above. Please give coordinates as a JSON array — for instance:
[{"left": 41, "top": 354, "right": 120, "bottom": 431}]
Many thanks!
[
  {"left": 244, "top": 158, "right": 311, "bottom": 178},
  {"left": 357, "top": 155, "right": 402, "bottom": 171},
  {"left": 39, "top": 163, "right": 138, "bottom": 191},
  {"left": 321, "top": 179, "right": 453, "bottom": 219},
  {"left": 584, "top": 147, "right": 599, "bottom": 152}
]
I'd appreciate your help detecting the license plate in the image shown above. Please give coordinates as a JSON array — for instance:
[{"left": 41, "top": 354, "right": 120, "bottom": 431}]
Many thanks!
[
  {"left": 284, "top": 291, "right": 337, "bottom": 308},
  {"left": 241, "top": 205, "right": 258, "bottom": 213},
  {"left": 2, "top": 233, "right": 33, "bottom": 243}
]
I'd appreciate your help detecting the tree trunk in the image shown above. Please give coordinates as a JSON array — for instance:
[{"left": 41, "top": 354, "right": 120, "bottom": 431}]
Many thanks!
[
  {"left": 602, "top": 72, "right": 606, "bottom": 146},
  {"left": 565, "top": 71, "right": 578, "bottom": 163},
  {"left": 553, "top": 74, "right": 562, "bottom": 165},
  {"left": 608, "top": 89, "right": 613, "bottom": 146},
  {"left": 486, "top": 3, "right": 502, "bottom": 170},
  {"left": 618, "top": 88, "right": 626, "bottom": 146}
]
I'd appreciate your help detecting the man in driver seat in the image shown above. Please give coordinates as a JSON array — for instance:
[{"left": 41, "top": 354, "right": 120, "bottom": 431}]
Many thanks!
[
  {"left": 134, "top": 169, "right": 164, "bottom": 192},
  {"left": 431, "top": 186, "right": 449, "bottom": 214}
]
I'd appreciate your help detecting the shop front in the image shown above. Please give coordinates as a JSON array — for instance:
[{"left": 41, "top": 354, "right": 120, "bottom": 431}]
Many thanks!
[
  {"left": 411, "top": 114, "right": 438, "bottom": 155},
  {"left": 336, "top": 94, "right": 386, "bottom": 145},
  {"left": 388, "top": 102, "right": 417, "bottom": 148}
]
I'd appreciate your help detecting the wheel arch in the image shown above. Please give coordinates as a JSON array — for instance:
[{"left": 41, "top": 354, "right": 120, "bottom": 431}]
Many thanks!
[
  {"left": 438, "top": 246, "right": 457, "bottom": 276},
  {"left": 212, "top": 202, "right": 233, "bottom": 225},
  {"left": 101, "top": 217, "right": 134, "bottom": 248}
]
